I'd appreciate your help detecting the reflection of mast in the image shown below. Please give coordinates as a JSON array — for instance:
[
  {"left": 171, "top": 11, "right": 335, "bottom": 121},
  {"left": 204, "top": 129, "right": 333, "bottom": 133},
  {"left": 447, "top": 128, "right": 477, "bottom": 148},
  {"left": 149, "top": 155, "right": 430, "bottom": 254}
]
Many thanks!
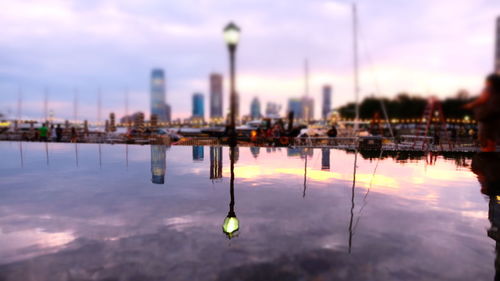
[
  {"left": 98, "top": 143, "right": 102, "bottom": 168},
  {"left": 125, "top": 144, "right": 129, "bottom": 168},
  {"left": 151, "top": 145, "right": 166, "bottom": 184},
  {"left": 19, "top": 142, "right": 24, "bottom": 168},
  {"left": 45, "top": 142, "right": 49, "bottom": 166},
  {"left": 348, "top": 150, "right": 358, "bottom": 254},
  {"left": 75, "top": 143, "right": 79, "bottom": 167},
  {"left": 303, "top": 150, "right": 308, "bottom": 198}
]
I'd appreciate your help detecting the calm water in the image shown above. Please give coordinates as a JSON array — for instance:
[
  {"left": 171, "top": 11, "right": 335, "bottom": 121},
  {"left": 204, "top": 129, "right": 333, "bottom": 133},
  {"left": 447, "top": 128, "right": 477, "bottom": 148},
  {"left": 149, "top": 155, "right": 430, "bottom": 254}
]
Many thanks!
[{"left": 0, "top": 141, "right": 496, "bottom": 280}]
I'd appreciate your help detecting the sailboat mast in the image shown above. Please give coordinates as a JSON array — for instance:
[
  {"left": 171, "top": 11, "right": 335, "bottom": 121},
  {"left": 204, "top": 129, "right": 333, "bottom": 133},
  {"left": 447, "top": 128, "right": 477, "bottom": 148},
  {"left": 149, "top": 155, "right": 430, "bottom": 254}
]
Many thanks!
[{"left": 352, "top": 3, "right": 360, "bottom": 132}]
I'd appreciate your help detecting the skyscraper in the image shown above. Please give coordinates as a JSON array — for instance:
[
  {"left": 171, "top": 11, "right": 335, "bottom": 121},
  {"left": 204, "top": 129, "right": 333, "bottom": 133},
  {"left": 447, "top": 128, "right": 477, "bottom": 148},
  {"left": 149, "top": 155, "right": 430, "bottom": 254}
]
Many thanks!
[
  {"left": 301, "top": 96, "right": 314, "bottom": 121},
  {"left": 265, "top": 102, "right": 281, "bottom": 118},
  {"left": 496, "top": 16, "right": 500, "bottom": 73},
  {"left": 192, "top": 93, "right": 204, "bottom": 120},
  {"left": 150, "top": 69, "right": 171, "bottom": 122},
  {"left": 322, "top": 85, "right": 332, "bottom": 119},
  {"left": 250, "top": 97, "right": 261, "bottom": 119},
  {"left": 288, "top": 98, "right": 302, "bottom": 119},
  {"left": 210, "top": 73, "right": 223, "bottom": 118},
  {"left": 151, "top": 144, "right": 166, "bottom": 184}
]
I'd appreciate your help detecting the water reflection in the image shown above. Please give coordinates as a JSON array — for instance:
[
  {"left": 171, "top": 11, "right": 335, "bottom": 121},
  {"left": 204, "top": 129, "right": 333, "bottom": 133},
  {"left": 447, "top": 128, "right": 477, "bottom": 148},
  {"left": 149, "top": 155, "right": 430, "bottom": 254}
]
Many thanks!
[
  {"left": 0, "top": 142, "right": 492, "bottom": 280},
  {"left": 210, "top": 146, "right": 223, "bottom": 181},
  {"left": 151, "top": 144, "right": 166, "bottom": 184},
  {"left": 250, "top": 146, "right": 260, "bottom": 158},
  {"left": 471, "top": 152, "right": 500, "bottom": 280},
  {"left": 192, "top": 146, "right": 204, "bottom": 161},
  {"left": 321, "top": 148, "right": 330, "bottom": 171},
  {"left": 222, "top": 145, "right": 239, "bottom": 239}
]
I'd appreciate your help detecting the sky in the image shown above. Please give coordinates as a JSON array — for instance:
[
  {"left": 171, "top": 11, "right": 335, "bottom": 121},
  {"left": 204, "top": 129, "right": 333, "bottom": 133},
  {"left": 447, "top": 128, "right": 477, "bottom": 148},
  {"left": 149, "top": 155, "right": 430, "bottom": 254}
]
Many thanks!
[{"left": 0, "top": 0, "right": 499, "bottom": 121}]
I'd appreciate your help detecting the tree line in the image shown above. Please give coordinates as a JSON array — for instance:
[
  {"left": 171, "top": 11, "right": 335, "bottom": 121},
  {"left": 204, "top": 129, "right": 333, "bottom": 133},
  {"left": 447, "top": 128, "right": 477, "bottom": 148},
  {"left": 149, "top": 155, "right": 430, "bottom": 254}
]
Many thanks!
[{"left": 337, "top": 91, "right": 475, "bottom": 119}]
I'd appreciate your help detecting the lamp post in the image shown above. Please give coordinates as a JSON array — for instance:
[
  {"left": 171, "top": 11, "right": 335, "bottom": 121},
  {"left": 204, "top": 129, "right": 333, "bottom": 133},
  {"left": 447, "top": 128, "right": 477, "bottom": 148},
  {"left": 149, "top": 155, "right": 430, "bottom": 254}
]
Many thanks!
[
  {"left": 223, "top": 22, "right": 241, "bottom": 137},
  {"left": 222, "top": 145, "right": 239, "bottom": 238}
]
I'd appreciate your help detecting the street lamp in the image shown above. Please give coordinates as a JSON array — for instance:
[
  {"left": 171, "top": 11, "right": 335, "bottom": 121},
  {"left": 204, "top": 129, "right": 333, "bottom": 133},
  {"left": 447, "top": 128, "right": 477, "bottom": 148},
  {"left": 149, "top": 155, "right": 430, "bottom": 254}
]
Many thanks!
[{"left": 223, "top": 22, "right": 241, "bottom": 136}]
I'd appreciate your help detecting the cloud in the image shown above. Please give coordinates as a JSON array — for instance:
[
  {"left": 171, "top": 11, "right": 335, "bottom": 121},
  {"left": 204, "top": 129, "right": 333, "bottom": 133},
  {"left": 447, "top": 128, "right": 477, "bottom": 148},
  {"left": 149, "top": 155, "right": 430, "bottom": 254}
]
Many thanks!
[{"left": 0, "top": 0, "right": 498, "bottom": 120}]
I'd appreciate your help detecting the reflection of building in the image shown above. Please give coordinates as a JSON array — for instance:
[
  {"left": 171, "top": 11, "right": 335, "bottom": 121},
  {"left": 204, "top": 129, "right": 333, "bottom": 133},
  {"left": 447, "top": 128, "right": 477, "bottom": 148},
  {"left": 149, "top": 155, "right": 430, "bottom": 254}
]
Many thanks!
[
  {"left": 321, "top": 148, "right": 330, "bottom": 170},
  {"left": 210, "top": 73, "right": 223, "bottom": 118},
  {"left": 287, "top": 147, "right": 313, "bottom": 158},
  {"left": 496, "top": 17, "right": 500, "bottom": 73},
  {"left": 192, "top": 93, "right": 204, "bottom": 120},
  {"left": 151, "top": 69, "right": 171, "bottom": 122},
  {"left": 322, "top": 85, "right": 332, "bottom": 119},
  {"left": 210, "top": 146, "right": 223, "bottom": 180},
  {"left": 193, "top": 146, "right": 204, "bottom": 161},
  {"left": 250, "top": 97, "right": 261, "bottom": 119},
  {"left": 151, "top": 145, "right": 166, "bottom": 184},
  {"left": 250, "top": 146, "right": 260, "bottom": 158}
]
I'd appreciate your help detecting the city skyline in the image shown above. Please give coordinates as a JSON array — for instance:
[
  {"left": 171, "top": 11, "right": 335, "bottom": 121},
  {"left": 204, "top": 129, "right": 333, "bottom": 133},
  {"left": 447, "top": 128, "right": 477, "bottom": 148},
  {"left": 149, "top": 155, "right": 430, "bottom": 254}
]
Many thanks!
[{"left": 0, "top": 1, "right": 498, "bottom": 121}]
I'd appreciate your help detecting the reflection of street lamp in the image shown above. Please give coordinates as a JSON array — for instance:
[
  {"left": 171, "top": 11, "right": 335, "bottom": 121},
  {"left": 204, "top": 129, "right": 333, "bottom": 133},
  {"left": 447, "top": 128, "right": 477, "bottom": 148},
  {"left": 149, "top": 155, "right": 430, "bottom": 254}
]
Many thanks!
[
  {"left": 223, "top": 22, "right": 240, "bottom": 135},
  {"left": 222, "top": 146, "right": 239, "bottom": 238}
]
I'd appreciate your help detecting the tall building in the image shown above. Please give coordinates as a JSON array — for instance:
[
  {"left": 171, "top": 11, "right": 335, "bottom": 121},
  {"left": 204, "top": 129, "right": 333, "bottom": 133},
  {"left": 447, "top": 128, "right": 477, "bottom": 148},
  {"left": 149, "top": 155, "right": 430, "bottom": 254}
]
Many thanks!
[
  {"left": 322, "top": 85, "right": 332, "bottom": 119},
  {"left": 288, "top": 98, "right": 302, "bottom": 119},
  {"left": 496, "top": 16, "right": 500, "bottom": 73},
  {"left": 151, "top": 145, "right": 166, "bottom": 184},
  {"left": 151, "top": 69, "right": 167, "bottom": 122},
  {"left": 301, "top": 96, "right": 314, "bottom": 121},
  {"left": 250, "top": 97, "right": 261, "bottom": 119},
  {"left": 210, "top": 73, "right": 223, "bottom": 118},
  {"left": 210, "top": 146, "right": 223, "bottom": 180},
  {"left": 192, "top": 93, "right": 204, "bottom": 120},
  {"left": 265, "top": 102, "right": 281, "bottom": 118}
]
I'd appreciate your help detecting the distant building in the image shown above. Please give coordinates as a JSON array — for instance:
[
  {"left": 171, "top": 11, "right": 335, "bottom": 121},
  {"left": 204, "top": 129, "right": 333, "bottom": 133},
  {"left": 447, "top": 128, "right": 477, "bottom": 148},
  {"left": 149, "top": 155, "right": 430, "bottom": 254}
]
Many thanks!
[
  {"left": 151, "top": 69, "right": 169, "bottom": 122},
  {"left": 288, "top": 98, "right": 302, "bottom": 120},
  {"left": 210, "top": 146, "right": 223, "bottom": 180},
  {"left": 250, "top": 97, "right": 261, "bottom": 119},
  {"left": 151, "top": 145, "right": 166, "bottom": 184},
  {"left": 322, "top": 85, "right": 332, "bottom": 120},
  {"left": 496, "top": 16, "right": 500, "bottom": 73},
  {"left": 120, "top": 111, "right": 143, "bottom": 125},
  {"left": 210, "top": 73, "right": 223, "bottom": 118},
  {"left": 193, "top": 146, "right": 204, "bottom": 161},
  {"left": 265, "top": 102, "right": 281, "bottom": 118},
  {"left": 301, "top": 96, "right": 314, "bottom": 121},
  {"left": 192, "top": 93, "right": 204, "bottom": 120}
]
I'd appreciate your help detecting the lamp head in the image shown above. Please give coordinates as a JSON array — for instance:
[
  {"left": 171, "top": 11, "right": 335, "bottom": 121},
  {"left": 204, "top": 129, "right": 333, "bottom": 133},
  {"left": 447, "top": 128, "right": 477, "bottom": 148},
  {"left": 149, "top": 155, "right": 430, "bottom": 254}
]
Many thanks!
[
  {"left": 223, "top": 22, "right": 241, "bottom": 48},
  {"left": 222, "top": 212, "right": 239, "bottom": 239}
]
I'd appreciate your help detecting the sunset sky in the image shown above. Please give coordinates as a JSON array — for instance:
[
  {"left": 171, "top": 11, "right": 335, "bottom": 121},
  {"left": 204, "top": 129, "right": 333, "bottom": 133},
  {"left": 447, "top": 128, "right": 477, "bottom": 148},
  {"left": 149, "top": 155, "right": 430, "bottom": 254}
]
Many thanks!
[{"left": 0, "top": 0, "right": 499, "bottom": 121}]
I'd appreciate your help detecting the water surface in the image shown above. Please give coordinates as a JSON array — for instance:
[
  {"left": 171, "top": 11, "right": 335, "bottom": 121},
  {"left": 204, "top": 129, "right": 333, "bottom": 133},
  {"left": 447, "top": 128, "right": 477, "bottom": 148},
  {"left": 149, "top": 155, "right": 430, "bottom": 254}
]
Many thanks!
[{"left": 0, "top": 141, "right": 493, "bottom": 281}]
